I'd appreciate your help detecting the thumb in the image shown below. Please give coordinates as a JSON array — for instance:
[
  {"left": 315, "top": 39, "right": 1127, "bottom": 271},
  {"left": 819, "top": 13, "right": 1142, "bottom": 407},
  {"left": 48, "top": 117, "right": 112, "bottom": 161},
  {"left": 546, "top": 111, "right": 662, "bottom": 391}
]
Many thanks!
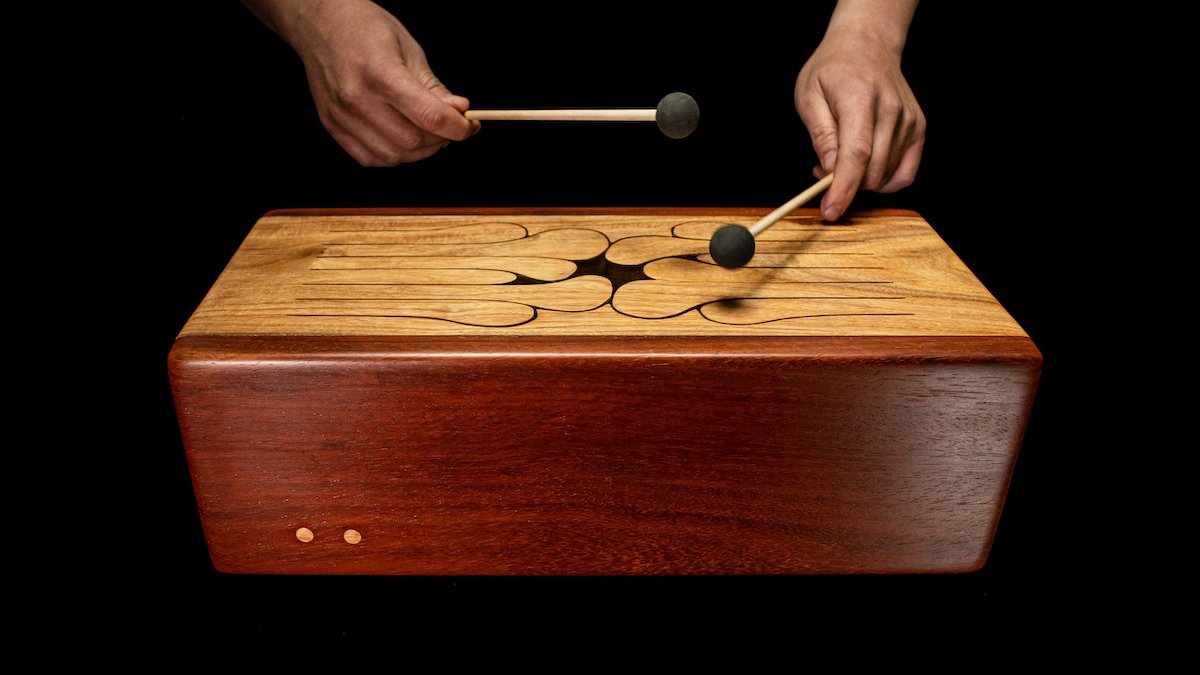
[
  {"left": 413, "top": 70, "right": 478, "bottom": 133},
  {"left": 440, "top": 93, "right": 471, "bottom": 113},
  {"left": 412, "top": 67, "right": 462, "bottom": 107}
]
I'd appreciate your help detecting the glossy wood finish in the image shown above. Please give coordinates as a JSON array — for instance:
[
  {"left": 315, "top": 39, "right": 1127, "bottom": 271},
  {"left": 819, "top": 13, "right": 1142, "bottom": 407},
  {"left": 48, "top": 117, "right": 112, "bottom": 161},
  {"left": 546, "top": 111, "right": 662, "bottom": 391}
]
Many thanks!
[
  {"left": 178, "top": 209, "right": 1027, "bottom": 338},
  {"left": 169, "top": 209, "right": 1041, "bottom": 575}
]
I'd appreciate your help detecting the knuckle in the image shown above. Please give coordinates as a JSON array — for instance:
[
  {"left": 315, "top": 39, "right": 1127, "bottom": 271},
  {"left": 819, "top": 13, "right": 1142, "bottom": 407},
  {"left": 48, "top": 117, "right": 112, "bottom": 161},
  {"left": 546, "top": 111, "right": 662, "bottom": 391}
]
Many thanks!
[
  {"left": 864, "top": 167, "right": 887, "bottom": 191},
  {"left": 841, "top": 78, "right": 878, "bottom": 103},
  {"left": 879, "top": 98, "right": 904, "bottom": 120},
  {"left": 356, "top": 152, "right": 385, "bottom": 168},
  {"left": 846, "top": 138, "right": 873, "bottom": 163},
  {"left": 393, "top": 128, "right": 424, "bottom": 151},
  {"left": 376, "top": 147, "right": 407, "bottom": 166},
  {"left": 331, "top": 87, "right": 367, "bottom": 117},
  {"left": 892, "top": 164, "right": 918, "bottom": 189},
  {"left": 812, "top": 126, "right": 839, "bottom": 148},
  {"left": 413, "top": 104, "right": 446, "bottom": 132}
]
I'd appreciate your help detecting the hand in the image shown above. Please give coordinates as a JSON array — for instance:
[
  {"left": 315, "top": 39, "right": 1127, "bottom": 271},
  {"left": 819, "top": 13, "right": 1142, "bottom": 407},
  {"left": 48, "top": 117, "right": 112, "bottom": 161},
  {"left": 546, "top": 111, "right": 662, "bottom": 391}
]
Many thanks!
[
  {"left": 795, "top": 1, "right": 925, "bottom": 221},
  {"left": 245, "top": 0, "right": 479, "bottom": 166}
]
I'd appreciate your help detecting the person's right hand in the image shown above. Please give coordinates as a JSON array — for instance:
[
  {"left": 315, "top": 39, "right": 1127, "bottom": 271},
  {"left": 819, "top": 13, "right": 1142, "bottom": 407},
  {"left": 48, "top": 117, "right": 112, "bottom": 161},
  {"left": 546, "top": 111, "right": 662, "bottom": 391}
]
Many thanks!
[
  {"left": 793, "top": 0, "right": 925, "bottom": 222},
  {"left": 245, "top": 0, "right": 479, "bottom": 166}
]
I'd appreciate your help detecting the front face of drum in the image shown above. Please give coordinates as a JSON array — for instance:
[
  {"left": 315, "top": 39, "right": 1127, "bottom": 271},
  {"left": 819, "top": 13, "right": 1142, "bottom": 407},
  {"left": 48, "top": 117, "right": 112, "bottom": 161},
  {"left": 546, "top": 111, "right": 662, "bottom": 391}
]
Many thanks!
[{"left": 170, "top": 208, "right": 1040, "bottom": 575}]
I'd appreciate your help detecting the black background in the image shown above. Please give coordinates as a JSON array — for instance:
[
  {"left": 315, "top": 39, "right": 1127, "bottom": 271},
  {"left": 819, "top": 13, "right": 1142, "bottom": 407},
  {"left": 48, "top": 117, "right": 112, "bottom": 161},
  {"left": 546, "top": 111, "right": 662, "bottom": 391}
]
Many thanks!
[{"left": 51, "top": 2, "right": 1153, "bottom": 651}]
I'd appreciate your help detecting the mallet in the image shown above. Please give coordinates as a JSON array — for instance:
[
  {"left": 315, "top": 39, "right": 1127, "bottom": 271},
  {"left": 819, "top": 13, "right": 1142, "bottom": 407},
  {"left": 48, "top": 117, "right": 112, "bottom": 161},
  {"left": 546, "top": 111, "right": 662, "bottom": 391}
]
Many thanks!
[
  {"left": 465, "top": 92, "right": 699, "bottom": 139},
  {"left": 709, "top": 173, "right": 836, "bottom": 268}
]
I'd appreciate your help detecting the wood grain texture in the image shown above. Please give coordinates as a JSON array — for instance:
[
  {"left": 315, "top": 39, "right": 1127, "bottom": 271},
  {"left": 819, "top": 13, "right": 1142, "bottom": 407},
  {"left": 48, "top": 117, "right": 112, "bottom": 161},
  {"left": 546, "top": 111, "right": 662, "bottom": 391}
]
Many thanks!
[
  {"left": 169, "top": 209, "right": 1042, "bottom": 575},
  {"left": 171, "top": 334, "right": 1039, "bottom": 575},
  {"left": 178, "top": 209, "right": 1028, "bottom": 338}
]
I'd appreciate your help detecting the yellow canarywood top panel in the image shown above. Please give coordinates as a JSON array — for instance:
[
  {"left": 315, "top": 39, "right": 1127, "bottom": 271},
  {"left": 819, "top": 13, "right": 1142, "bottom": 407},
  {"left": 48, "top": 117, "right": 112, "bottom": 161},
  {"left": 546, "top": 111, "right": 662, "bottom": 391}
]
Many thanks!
[{"left": 179, "top": 212, "right": 1028, "bottom": 337}]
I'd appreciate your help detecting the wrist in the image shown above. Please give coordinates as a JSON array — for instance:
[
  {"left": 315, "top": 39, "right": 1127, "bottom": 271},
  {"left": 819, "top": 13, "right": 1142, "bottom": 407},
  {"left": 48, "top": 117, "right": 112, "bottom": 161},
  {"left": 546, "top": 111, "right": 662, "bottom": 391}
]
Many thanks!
[
  {"left": 241, "top": 0, "right": 334, "bottom": 52},
  {"left": 825, "top": 0, "right": 917, "bottom": 58}
]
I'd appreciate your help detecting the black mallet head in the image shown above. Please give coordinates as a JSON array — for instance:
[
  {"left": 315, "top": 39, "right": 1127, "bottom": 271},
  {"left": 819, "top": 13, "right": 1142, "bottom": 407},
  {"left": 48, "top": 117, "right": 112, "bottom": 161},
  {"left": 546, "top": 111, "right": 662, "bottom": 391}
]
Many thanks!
[
  {"left": 655, "top": 92, "right": 699, "bottom": 139},
  {"left": 709, "top": 223, "right": 756, "bottom": 268}
]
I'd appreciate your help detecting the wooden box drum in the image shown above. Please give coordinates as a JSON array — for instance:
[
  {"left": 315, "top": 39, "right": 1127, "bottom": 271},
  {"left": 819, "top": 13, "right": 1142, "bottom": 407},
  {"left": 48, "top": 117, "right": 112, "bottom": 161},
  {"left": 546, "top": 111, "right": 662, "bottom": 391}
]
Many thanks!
[{"left": 169, "top": 208, "right": 1041, "bottom": 574}]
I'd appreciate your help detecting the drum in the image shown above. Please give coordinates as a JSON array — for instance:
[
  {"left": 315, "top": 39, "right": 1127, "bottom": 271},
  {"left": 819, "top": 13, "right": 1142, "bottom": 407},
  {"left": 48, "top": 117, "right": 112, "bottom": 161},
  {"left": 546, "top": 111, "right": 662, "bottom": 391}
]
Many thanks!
[{"left": 169, "top": 207, "right": 1040, "bottom": 574}]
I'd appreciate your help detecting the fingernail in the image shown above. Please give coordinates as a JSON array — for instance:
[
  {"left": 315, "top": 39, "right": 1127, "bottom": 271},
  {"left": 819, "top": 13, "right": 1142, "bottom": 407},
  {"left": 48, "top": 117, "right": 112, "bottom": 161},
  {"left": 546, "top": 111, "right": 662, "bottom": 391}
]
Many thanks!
[
  {"left": 822, "top": 205, "right": 838, "bottom": 221},
  {"left": 822, "top": 150, "right": 837, "bottom": 172}
]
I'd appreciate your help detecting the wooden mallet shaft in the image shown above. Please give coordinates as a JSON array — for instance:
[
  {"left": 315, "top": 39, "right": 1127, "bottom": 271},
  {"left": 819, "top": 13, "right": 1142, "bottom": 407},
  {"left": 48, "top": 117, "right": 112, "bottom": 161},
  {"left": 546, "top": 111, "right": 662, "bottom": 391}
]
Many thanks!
[
  {"left": 465, "top": 109, "right": 657, "bottom": 122},
  {"left": 708, "top": 173, "right": 835, "bottom": 268},
  {"left": 464, "top": 92, "right": 699, "bottom": 139},
  {"left": 748, "top": 173, "right": 835, "bottom": 236}
]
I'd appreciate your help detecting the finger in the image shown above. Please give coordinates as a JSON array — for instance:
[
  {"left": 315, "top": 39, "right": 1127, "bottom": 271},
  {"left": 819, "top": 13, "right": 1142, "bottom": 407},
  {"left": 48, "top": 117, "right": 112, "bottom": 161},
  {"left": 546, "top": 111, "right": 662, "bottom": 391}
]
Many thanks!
[
  {"left": 327, "top": 105, "right": 442, "bottom": 167},
  {"left": 822, "top": 101, "right": 875, "bottom": 222},
  {"left": 396, "top": 139, "right": 451, "bottom": 164},
  {"left": 796, "top": 89, "right": 840, "bottom": 174},
  {"left": 380, "top": 68, "right": 476, "bottom": 141},
  {"left": 319, "top": 111, "right": 384, "bottom": 166},
  {"left": 441, "top": 93, "right": 471, "bottom": 112},
  {"left": 424, "top": 78, "right": 470, "bottom": 112},
  {"left": 424, "top": 77, "right": 472, "bottom": 113},
  {"left": 318, "top": 71, "right": 447, "bottom": 162},
  {"left": 328, "top": 107, "right": 432, "bottom": 165},
  {"left": 877, "top": 139, "right": 923, "bottom": 193},
  {"left": 864, "top": 100, "right": 904, "bottom": 191},
  {"left": 369, "top": 135, "right": 450, "bottom": 166},
  {"left": 868, "top": 91, "right": 921, "bottom": 192},
  {"left": 324, "top": 119, "right": 377, "bottom": 167},
  {"left": 439, "top": 92, "right": 481, "bottom": 135},
  {"left": 876, "top": 105, "right": 925, "bottom": 193}
]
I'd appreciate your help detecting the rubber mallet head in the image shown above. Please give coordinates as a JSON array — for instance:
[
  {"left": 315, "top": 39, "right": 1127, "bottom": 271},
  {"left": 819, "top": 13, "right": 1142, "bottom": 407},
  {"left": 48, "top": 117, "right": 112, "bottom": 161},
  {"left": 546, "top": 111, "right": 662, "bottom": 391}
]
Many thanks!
[
  {"left": 709, "top": 175, "right": 837, "bottom": 268},
  {"left": 655, "top": 92, "right": 700, "bottom": 139},
  {"left": 709, "top": 224, "right": 756, "bottom": 268}
]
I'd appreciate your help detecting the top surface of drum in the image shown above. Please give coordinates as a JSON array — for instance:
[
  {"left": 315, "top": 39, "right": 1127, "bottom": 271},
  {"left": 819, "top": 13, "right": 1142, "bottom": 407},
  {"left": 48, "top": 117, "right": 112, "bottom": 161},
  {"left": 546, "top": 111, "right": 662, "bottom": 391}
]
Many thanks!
[{"left": 178, "top": 208, "right": 1027, "bottom": 338}]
